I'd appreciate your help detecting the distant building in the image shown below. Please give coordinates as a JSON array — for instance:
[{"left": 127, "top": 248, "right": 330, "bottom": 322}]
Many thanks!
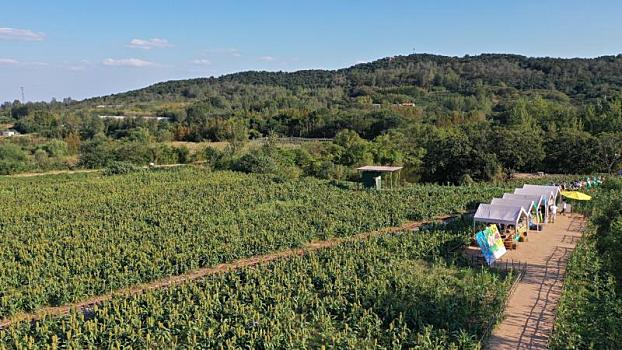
[
  {"left": 98, "top": 115, "right": 127, "bottom": 120},
  {"left": 0, "top": 129, "right": 18, "bottom": 137},
  {"left": 143, "top": 116, "right": 171, "bottom": 121},
  {"left": 98, "top": 115, "right": 171, "bottom": 121},
  {"left": 96, "top": 104, "right": 124, "bottom": 108}
]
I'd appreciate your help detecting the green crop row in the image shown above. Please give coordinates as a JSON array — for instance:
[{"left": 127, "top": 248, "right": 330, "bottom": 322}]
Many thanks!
[
  {"left": 0, "top": 167, "right": 505, "bottom": 318},
  {"left": 0, "top": 226, "right": 513, "bottom": 349},
  {"left": 550, "top": 180, "right": 622, "bottom": 349}
]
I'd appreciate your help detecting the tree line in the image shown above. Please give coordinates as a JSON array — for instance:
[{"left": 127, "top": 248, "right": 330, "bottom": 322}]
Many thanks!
[{"left": 1, "top": 53, "right": 621, "bottom": 181}]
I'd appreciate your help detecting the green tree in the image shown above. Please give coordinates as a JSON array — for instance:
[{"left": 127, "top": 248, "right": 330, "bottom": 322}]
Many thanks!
[
  {"left": 0, "top": 143, "right": 29, "bottom": 174},
  {"left": 333, "top": 129, "right": 373, "bottom": 166},
  {"left": 492, "top": 126, "right": 545, "bottom": 174},
  {"left": 544, "top": 129, "right": 599, "bottom": 174},
  {"left": 597, "top": 132, "right": 622, "bottom": 173},
  {"left": 78, "top": 134, "right": 115, "bottom": 168}
]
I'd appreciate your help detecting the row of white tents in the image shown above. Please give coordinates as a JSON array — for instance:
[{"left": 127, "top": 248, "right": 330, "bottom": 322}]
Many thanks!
[{"left": 474, "top": 184, "right": 562, "bottom": 231}]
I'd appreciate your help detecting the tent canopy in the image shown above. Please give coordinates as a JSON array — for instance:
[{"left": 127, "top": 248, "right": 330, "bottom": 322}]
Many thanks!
[
  {"left": 561, "top": 191, "right": 592, "bottom": 201},
  {"left": 514, "top": 188, "right": 554, "bottom": 206},
  {"left": 523, "top": 184, "right": 560, "bottom": 195},
  {"left": 522, "top": 184, "right": 560, "bottom": 202},
  {"left": 490, "top": 198, "right": 535, "bottom": 215},
  {"left": 502, "top": 193, "right": 544, "bottom": 210},
  {"left": 474, "top": 204, "right": 530, "bottom": 226}
]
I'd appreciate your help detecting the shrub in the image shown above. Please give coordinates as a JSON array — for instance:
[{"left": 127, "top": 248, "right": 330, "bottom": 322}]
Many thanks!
[
  {"left": 102, "top": 161, "right": 142, "bottom": 176},
  {"left": 42, "top": 140, "right": 69, "bottom": 157},
  {"left": 0, "top": 143, "right": 29, "bottom": 175}
]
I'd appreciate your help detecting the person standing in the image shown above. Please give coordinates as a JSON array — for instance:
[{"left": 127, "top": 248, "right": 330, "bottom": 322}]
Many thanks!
[{"left": 550, "top": 204, "right": 558, "bottom": 223}]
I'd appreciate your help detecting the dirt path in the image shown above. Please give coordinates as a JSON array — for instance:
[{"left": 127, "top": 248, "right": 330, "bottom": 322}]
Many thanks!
[
  {"left": 0, "top": 218, "right": 445, "bottom": 329},
  {"left": 485, "top": 214, "right": 586, "bottom": 350}
]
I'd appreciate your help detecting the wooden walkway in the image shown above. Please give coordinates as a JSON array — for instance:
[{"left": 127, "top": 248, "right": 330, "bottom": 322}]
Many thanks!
[{"left": 486, "top": 214, "right": 586, "bottom": 349}]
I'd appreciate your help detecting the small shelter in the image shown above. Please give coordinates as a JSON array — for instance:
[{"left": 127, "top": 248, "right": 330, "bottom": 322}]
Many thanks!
[
  {"left": 356, "top": 165, "right": 403, "bottom": 190},
  {"left": 514, "top": 188, "right": 557, "bottom": 223},
  {"left": 490, "top": 198, "right": 535, "bottom": 217},
  {"left": 474, "top": 204, "right": 530, "bottom": 239},
  {"left": 522, "top": 185, "right": 561, "bottom": 204},
  {"left": 491, "top": 198, "right": 538, "bottom": 230},
  {"left": 502, "top": 193, "right": 547, "bottom": 224},
  {"left": 474, "top": 204, "right": 530, "bottom": 227},
  {"left": 514, "top": 188, "right": 554, "bottom": 208}
]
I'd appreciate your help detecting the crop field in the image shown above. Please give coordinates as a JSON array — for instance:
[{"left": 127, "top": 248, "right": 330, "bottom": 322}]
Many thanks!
[
  {"left": 0, "top": 225, "right": 513, "bottom": 349},
  {"left": 0, "top": 167, "right": 506, "bottom": 318}
]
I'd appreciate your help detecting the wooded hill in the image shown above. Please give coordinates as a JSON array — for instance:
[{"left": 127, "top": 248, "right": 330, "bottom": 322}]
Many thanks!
[{"left": 1, "top": 54, "right": 622, "bottom": 181}]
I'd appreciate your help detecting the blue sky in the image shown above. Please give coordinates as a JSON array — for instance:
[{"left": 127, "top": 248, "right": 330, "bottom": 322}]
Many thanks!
[{"left": 1, "top": 0, "right": 621, "bottom": 102}]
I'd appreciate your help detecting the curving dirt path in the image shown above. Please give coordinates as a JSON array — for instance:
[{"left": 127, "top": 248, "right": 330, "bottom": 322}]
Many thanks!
[
  {"left": 485, "top": 214, "right": 586, "bottom": 350},
  {"left": 0, "top": 217, "right": 448, "bottom": 329}
]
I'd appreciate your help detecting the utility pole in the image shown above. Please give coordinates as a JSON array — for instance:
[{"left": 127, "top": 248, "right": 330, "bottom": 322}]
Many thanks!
[{"left": 20, "top": 87, "right": 25, "bottom": 103}]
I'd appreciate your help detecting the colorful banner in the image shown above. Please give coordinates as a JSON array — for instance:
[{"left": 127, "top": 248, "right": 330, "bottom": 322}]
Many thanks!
[{"left": 475, "top": 224, "right": 507, "bottom": 266}]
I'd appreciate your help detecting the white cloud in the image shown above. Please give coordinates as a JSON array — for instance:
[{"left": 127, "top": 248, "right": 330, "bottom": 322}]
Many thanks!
[
  {"left": 66, "top": 60, "right": 93, "bottom": 71},
  {"left": 0, "top": 58, "right": 48, "bottom": 67},
  {"left": 0, "top": 58, "right": 19, "bottom": 65},
  {"left": 102, "top": 58, "right": 156, "bottom": 67},
  {"left": 127, "top": 38, "right": 172, "bottom": 49},
  {"left": 258, "top": 56, "right": 275, "bottom": 62},
  {"left": 204, "top": 48, "right": 241, "bottom": 57},
  {"left": 0, "top": 27, "right": 46, "bottom": 41},
  {"left": 191, "top": 58, "right": 211, "bottom": 65}
]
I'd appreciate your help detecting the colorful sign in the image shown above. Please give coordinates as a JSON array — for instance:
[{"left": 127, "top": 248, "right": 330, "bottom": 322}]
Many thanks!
[{"left": 475, "top": 224, "right": 507, "bottom": 266}]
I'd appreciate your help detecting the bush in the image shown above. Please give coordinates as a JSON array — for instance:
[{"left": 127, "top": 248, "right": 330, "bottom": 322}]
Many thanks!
[
  {"left": 459, "top": 174, "right": 474, "bottom": 186},
  {"left": 601, "top": 177, "right": 622, "bottom": 192},
  {"left": 175, "top": 146, "right": 190, "bottom": 164},
  {"left": 203, "top": 147, "right": 228, "bottom": 169},
  {"left": 102, "top": 161, "right": 142, "bottom": 176},
  {"left": 42, "top": 140, "right": 69, "bottom": 157},
  {"left": 233, "top": 152, "right": 279, "bottom": 174},
  {"left": 78, "top": 135, "right": 115, "bottom": 168},
  {"left": 0, "top": 143, "right": 29, "bottom": 175}
]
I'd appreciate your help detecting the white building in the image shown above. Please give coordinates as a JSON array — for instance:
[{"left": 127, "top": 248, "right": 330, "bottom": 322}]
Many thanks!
[
  {"left": 0, "top": 129, "right": 17, "bottom": 137},
  {"left": 98, "top": 115, "right": 171, "bottom": 121}
]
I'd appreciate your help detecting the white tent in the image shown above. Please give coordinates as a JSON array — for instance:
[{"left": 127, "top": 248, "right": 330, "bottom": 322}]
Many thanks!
[
  {"left": 514, "top": 188, "right": 557, "bottom": 223},
  {"left": 474, "top": 204, "right": 530, "bottom": 227},
  {"left": 514, "top": 188, "right": 555, "bottom": 207},
  {"left": 502, "top": 193, "right": 546, "bottom": 223},
  {"left": 522, "top": 184, "right": 560, "bottom": 204},
  {"left": 502, "top": 193, "right": 545, "bottom": 210},
  {"left": 491, "top": 198, "right": 535, "bottom": 216}
]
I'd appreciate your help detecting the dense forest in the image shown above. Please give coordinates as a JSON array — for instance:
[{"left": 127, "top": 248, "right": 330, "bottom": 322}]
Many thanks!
[{"left": 1, "top": 53, "right": 622, "bottom": 182}]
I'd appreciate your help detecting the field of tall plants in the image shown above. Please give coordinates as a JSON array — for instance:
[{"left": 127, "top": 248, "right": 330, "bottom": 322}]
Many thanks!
[
  {"left": 550, "top": 179, "right": 622, "bottom": 349},
  {"left": 0, "top": 225, "right": 513, "bottom": 349},
  {"left": 0, "top": 167, "right": 506, "bottom": 318}
]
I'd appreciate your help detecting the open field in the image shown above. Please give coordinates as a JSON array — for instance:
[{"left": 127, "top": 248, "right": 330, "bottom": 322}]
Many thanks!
[
  {"left": 0, "top": 167, "right": 506, "bottom": 319},
  {"left": 0, "top": 226, "right": 514, "bottom": 348}
]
